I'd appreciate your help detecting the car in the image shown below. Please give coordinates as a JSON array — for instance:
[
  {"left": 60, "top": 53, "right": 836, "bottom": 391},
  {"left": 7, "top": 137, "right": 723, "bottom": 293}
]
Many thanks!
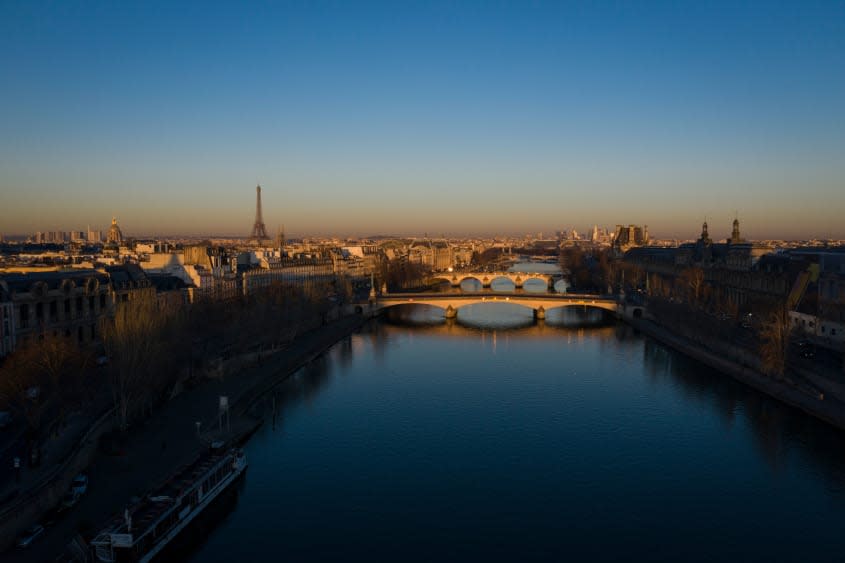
[
  {"left": 801, "top": 348, "right": 816, "bottom": 360},
  {"left": 61, "top": 490, "right": 81, "bottom": 509},
  {"left": 16, "top": 524, "right": 44, "bottom": 548},
  {"left": 70, "top": 474, "right": 88, "bottom": 496}
]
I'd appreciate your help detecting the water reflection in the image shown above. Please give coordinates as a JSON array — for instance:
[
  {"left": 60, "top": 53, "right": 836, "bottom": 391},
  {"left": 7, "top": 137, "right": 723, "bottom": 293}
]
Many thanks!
[
  {"left": 190, "top": 314, "right": 845, "bottom": 563},
  {"left": 262, "top": 313, "right": 845, "bottom": 485},
  {"left": 641, "top": 335, "right": 845, "bottom": 485},
  {"left": 385, "top": 302, "right": 614, "bottom": 332},
  {"left": 160, "top": 472, "right": 246, "bottom": 560}
]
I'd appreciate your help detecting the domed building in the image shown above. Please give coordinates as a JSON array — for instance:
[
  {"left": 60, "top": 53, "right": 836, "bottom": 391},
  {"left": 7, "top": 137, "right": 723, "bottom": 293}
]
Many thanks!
[{"left": 106, "top": 217, "right": 124, "bottom": 245}]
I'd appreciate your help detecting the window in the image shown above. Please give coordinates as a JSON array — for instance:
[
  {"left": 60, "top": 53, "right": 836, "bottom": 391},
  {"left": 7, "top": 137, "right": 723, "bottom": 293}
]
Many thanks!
[
  {"left": 36, "top": 302, "right": 43, "bottom": 320},
  {"left": 20, "top": 304, "right": 29, "bottom": 328},
  {"left": 49, "top": 301, "right": 57, "bottom": 322},
  {"left": 100, "top": 294, "right": 106, "bottom": 308}
]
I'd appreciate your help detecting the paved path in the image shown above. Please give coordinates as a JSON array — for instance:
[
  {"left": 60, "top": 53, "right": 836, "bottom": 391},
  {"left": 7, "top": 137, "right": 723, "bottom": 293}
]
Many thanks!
[{"left": 3, "top": 314, "right": 368, "bottom": 562}]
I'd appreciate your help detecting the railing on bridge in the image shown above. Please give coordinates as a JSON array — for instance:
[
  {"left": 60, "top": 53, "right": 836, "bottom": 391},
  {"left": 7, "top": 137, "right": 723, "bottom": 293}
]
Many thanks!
[{"left": 369, "top": 291, "right": 620, "bottom": 320}]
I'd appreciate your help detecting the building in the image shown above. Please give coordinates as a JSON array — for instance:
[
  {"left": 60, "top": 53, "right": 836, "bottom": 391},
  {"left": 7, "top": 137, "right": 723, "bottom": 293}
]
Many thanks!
[
  {"left": 612, "top": 225, "right": 649, "bottom": 253},
  {"left": 407, "top": 240, "right": 453, "bottom": 271},
  {"left": 0, "top": 290, "right": 14, "bottom": 357},
  {"left": 818, "top": 253, "right": 845, "bottom": 342},
  {"left": 106, "top": 264, "right": 155, "bottom": 305},
  {"left": 147, "top": 273, "right": 191, "bottom": 312},
  {"left": 790, "top": 252, "right": 845, "bottom": 349},
  {"left": 241, "top": 255, "right": 335, "bottom": 297},
  {"left": 624, "top": 220, "right": 794, "bottom": 313},
  {"left": 0, "top": 269, "right": 114, "bottom": 351},
  {"left": 331, "top": 246, "right": 382, "bottom": 281},
  {"left": 106, "top": 217, "right": 124, "bottom": 245}
]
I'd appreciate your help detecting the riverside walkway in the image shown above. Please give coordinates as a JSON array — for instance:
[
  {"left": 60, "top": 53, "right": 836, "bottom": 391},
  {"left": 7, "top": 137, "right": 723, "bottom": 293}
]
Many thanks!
[{"left": 2, "top": 314, "right": 369, "bottom": 562}]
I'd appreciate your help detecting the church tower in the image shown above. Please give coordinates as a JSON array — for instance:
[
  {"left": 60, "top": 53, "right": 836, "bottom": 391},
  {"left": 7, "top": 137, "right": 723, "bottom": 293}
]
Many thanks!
[
  {"left": 730, "top": 218, "right": 743, "bottom": 244},
  {"left": 699, "top": 221, "right": 711, "bottom": 245}
]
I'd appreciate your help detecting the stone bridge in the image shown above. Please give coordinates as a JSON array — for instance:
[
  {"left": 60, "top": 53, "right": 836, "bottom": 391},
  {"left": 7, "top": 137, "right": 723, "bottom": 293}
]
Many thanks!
[
  {"left": 367, "top": 292, "right": 619, "bottom": 320},
  {"left": 429, "top": 271, "right": 558, "bottom": 290}
]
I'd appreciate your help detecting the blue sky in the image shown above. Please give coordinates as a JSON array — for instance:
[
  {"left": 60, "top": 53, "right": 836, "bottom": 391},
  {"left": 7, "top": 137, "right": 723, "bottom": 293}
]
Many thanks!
[{"left": 1, "top": 1, "right": 844, "bottom": 238}]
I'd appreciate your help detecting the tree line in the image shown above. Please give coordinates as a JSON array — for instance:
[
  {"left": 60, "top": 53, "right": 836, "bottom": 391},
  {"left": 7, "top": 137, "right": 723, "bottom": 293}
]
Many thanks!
[{"left": 0, "top": 279, "right": 351, "bottom": 448}]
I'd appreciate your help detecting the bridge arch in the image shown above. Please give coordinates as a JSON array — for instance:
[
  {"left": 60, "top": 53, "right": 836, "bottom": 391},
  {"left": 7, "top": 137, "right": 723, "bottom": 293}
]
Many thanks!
[{"left": 429, "top": 271, "right": 557, "bottom": 290}]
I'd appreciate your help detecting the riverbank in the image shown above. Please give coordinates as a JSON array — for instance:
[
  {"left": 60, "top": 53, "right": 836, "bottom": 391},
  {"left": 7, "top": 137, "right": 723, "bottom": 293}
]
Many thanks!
[
  {"left": 627, "top": 317, "right": 845, "bottom": 432},
  {"left": 1, "top": 311, "right": 373, "bottom": 560}
]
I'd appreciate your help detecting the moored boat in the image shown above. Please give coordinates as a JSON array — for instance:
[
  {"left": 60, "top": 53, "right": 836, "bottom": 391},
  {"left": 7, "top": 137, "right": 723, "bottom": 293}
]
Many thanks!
[{"left": 91, "top": 449, "right": 247, "bottom": 562}]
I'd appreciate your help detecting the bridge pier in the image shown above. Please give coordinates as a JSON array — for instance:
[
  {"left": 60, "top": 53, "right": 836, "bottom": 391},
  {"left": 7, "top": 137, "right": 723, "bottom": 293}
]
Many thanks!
[{"left": 368, "top": 293, "right": 619, "bottom": 320}]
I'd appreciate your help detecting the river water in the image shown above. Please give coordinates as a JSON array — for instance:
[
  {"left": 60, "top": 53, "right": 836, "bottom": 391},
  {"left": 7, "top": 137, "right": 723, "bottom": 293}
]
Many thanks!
[{"left": 186, "top": 301, "right": 845, "bottom": 563}]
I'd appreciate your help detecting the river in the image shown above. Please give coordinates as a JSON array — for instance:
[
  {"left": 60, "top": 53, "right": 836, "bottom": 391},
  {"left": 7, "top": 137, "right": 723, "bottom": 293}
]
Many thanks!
[{"left": 184, "top": 302, "right": 845, "bottom": 563}]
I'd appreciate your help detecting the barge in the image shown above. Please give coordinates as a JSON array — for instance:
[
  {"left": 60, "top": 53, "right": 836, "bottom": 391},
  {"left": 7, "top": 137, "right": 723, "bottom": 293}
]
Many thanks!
[{"left": 91, "top": 448, "right": 247, "bottom": 562}]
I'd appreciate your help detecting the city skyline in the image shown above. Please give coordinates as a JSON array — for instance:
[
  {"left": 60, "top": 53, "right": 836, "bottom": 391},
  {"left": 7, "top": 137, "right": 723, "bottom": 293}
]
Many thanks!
[
  {"left": 1, "top": 192, "right": 837, "bottom": 243},
  {"left": 1, "top": 2, "right": 844, "bottom": 238}
]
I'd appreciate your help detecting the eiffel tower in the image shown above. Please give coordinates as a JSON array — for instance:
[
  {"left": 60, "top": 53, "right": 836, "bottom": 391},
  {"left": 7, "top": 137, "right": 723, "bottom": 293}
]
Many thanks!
[{"left": 249, "top": 184, "right": 269, "bottom": 243}]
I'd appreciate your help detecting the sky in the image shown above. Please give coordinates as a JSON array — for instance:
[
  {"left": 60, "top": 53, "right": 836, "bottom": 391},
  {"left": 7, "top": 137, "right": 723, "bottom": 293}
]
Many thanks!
[{"left": 1, "top": 1, "right": 844, "bottom": 240}]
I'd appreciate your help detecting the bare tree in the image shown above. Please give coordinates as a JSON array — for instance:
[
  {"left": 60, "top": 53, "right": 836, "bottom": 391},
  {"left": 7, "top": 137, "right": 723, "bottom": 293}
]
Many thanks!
[
  {"left": 33, "top": 332, "right": 91, "bottom": 412},
  {"left": 759, "top": 306, "right": 792, "bottom": 378},
  {"left": 101, "top": 299, "right": 168, "bottom": 432},
  {"left": 679, "top": 267, "right": 706, "bottom": 307}
]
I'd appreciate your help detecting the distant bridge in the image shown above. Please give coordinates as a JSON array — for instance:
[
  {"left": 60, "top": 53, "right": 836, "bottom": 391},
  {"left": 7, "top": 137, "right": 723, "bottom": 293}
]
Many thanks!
[
  {"left": 428, "top": 271, "right": 559, "bottom": 290},
  {"left": 366, "top": 292, "right": 619, "bottom": 320}
]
